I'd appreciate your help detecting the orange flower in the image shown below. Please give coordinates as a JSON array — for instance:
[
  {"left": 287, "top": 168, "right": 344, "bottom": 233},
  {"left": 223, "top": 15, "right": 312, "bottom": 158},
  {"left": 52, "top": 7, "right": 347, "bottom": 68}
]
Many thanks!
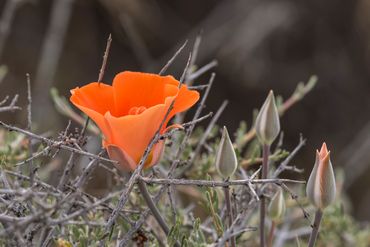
[{"left": 70, "top": 71, "right": 199, "bottom": 171}]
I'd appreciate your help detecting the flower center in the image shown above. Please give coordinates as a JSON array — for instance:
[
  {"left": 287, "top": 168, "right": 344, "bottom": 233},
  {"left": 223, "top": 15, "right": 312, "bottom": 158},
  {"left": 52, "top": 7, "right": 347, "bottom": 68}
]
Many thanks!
[{"left": 128, "top": 106, "right": 147, "bottom": 115}]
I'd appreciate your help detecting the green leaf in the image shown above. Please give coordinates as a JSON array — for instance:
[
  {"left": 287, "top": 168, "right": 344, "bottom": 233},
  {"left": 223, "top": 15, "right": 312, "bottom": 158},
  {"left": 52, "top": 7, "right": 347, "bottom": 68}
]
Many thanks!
[
  {"left": 214, "top": 214, "right": 224, "bottom": 233},
  {"left": 168, "top": 217, "right": 182, "bottom": 246}
]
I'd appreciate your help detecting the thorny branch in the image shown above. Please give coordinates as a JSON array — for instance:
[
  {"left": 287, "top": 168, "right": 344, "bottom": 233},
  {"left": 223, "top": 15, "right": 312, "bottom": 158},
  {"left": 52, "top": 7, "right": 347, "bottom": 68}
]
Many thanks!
[
  {"left": 0, "top": 94, "right": 21, "bottom": 113},
  {"left": 139, "top": 176, "right": 305, "bottom": 186},
  {"left": 0, "top": 120, "right": 117, "bottom": 164}
]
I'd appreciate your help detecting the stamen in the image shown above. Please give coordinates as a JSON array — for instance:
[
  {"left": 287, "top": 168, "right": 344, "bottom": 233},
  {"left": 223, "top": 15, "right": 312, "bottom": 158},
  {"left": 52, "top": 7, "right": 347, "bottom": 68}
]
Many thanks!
[{"left": 128, "top": 106, "right": 147, "bottom": 115}]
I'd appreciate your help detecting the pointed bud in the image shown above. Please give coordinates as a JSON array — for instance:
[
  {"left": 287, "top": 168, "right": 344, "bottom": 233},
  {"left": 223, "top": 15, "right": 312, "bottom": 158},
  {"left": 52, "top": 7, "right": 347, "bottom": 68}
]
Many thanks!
[
  {"left": 255, "top": 90, "right": 281, "bottom": 145},
  {"left": 306, "top": 143, "right": 336, "bottom": 209},
  {"left": 268, "top": 188, "right": 286, "bottom": 221},
  {"left": 215, "top": 126, "right": 238, "bottom": 178}
]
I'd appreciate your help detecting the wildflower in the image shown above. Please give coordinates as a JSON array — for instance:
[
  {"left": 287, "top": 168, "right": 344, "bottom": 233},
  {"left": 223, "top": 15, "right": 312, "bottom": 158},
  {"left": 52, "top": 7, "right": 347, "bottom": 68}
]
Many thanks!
[
  {"left": 70, "top": 71, "right": 199, "bottom": 170},
  {"left": 255, "top": 90, "right": 280, "bottom": 145},
  {"left": 306, "top": 143, "right": 336, "bottom": 209},
  {"left": 215, "top": 126, "right": 238, "bottom": 178}
]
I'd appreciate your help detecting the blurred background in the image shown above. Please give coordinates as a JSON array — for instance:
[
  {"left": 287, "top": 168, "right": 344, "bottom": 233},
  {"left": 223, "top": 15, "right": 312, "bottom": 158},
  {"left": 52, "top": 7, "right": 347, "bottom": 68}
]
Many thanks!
[{"left": 1, "top": 0, "right": 370, "bottom": 221}]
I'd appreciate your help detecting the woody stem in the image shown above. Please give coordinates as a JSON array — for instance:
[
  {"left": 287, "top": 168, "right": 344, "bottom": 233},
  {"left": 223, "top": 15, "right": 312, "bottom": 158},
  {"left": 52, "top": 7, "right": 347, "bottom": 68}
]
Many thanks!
[
  {"left": 137, "top": 179, "right": 180, "bottom": 247},
  {"left": 267, "top": 220, "right": 276, "bottom": 247},
  {"left": 308, "top": 209, "right": 323, "bottom": 247},
  {"left": 137, "top": 179, "right": 169, "bottom": 233},
  {"left": 260, "top": 144, "right": 270, "bottom": 247},
  {"left": 224, "top": 184, "right": 236, "bottom": 247}
]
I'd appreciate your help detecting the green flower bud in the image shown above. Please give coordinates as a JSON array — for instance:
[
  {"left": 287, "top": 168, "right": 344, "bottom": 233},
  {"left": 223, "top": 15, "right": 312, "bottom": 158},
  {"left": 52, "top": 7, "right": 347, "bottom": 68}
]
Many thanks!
[
  {"left": 255, "top": 90, "right": 280, "bottom": 145},
  {"left": 268, "top": 188, "right": 286, "bottom": 221},
  {"left": 306, "top": 143, "right": 336, "bottom": 209},
  {"left": 215, "top": 126, "right": 238, "bottom": 178}
]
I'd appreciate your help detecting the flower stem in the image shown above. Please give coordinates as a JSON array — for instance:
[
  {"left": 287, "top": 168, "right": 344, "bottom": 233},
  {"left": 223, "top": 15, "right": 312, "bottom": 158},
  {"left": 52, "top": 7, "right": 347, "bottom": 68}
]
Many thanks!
[
  {"left": 137, "top": 179, "right": 180, "bottom": 246},
  {"left": 224, "top": 184, "right": 236, "bottom": 247},
  {"left": 308, "top": 209, "right": 323, "bottom": 247},
  {"left": 260, "top": 144, "right": 270, "bottom": 247},
  {"left": 267, "top": 220, "right": 276, "bottom": 247}
]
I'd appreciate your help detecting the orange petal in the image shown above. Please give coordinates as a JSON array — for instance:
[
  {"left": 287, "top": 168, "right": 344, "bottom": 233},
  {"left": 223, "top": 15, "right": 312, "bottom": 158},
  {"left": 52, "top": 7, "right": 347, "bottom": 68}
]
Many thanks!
[
  {"left": 319, "top": 142, "right": 329, "bottom": 159},
  {"left": 70, "top": 82, "right": 115, "bottom": 116},
  {"left": 164, "top": 84, "right": 200, "bottom": 129},
  {"left": 106, "top": 144, "right": 136, "bottom": 171},
  {"left": 163, "top": 123, "right": 184, "bottom": 133},
  {"left": 70, "top": 83, "right": 115, "bottom": 141},
  {"left": 105, "top": 140, "right": 165, "bottom": 170},
  {"left": 145, "top": 140, "right": 165, "bottom": 169},
  {"left": 103, "top": 99, "right": 174, "bottom": 165},
  {"left": 112, "top": 71, "right": 179, "bottom": 116}
]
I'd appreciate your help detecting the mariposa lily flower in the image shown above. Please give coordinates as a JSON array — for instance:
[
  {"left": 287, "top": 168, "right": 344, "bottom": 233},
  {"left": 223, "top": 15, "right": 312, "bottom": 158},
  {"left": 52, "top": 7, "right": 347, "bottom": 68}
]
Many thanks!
[
  {"left": 70, "top": 71, "right": 199, "bottom": 171},
  {"left": 306, "top": 143, "right": 336, "bottom": 209}
]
